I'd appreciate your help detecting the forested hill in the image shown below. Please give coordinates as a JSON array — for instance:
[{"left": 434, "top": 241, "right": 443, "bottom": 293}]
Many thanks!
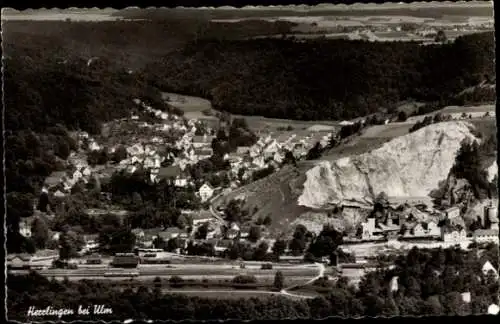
[{"left": 145, "top": 32, "right": 495, "bottom": 121}]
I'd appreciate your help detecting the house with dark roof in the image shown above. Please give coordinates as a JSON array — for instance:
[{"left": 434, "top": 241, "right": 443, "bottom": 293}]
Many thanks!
[
  {"left": 44, "top": 171, "right": 67, "bottom": 188},
  {"left": 86, "top": 254, "right": 103, "bottom": 265},
  {"left": 157, "top": 227, "right": 185, "bottom": 241},
  {"left": 191, "top": 210, "right": 213, "bottom": 225},
  {"left": 214, "top": 239, "right": 233, "bottom": 256},
  {"left": 7, "top": 254, "right": 32, "bottom": 269},
  {"left": 111, "top": 255, "right": 139, "bottom": 268}
]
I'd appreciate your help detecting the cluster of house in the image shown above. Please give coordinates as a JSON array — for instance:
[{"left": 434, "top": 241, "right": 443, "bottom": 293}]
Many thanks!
[
  {"left": 171, "top": 132, "right": 216, "bottom": 170},
  {"left": 352, "top": 200, "right": 499, "bottom": 245},
  {"left": 133, "top": 98, "right": 182, "bottom": 123},
  {"left": 224, "top": 130, "right": 334, "bottom": 182},
  {"left": 42, "top": 152, "right": 95, "bottom": 198}
]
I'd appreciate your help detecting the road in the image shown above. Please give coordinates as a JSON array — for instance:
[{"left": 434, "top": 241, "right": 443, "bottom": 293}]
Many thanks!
[
  {"left": 280, "top": 262, "right": 325, "bottom": 299},
  {"left": 208, "top": 191, "right": 227, "bottom": 224}
]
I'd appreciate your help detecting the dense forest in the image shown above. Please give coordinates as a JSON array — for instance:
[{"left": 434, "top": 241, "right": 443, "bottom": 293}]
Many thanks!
[
  {"left": 145, "top": 32, "right": 495, "bottom": 120},
  {"left": 8, "top": 245, "right": 499, "bottom": 321}
]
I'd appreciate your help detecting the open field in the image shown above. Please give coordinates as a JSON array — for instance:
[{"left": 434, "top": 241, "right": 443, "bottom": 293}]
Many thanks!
[
  {"left": 161, "top": 92, "right": 339, "bottom": 133},
  {"left": 406, "top": 104, "right": 496, "bottom": 124},
  {"left": 319, "top": 117, "right": 417, "bottom": 162},
  {"left": 162, "top": 290, "right": 284, "bottom": 299}
]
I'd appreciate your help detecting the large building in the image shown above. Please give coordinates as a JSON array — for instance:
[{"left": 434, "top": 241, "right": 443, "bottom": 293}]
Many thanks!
[{"left": 473, "top": 229, "right": 499, "bottom": 244}]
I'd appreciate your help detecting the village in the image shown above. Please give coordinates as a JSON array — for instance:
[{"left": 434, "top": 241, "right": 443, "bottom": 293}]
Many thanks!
[{"left": 9, "top": 91, "right": 499, "bottom": 275}]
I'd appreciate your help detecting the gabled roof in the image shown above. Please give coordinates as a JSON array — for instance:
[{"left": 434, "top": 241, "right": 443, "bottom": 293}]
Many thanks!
[
  {"left": 200, "top": 182, "right": 214, "bottom": 190},
  {"left": 159, "top": 227, "right": 184, "bottom": 237},
  {"left": 482, "top": 260, "right": 497, "bottom": 272},
  {"left": 112, "top": 255, "right": 139, "bottom": 265},
  {"left": 7, "top": 254, "right": 32, "bottom": 262}
]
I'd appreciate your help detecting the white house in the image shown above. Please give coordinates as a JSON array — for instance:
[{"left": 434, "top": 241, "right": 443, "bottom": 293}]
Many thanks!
[
  {"left": 73, "top": 169, "right": 83, "bottom": 180},
  {"left": 52, "top": 232, "right": 61, "bottom": 241},
  {"left": 199, "top": 183, "right": 215, "bottom": 202},
  {"left": 54, "top": 190, "right": 66, "bottom": 198},
  {"left": 81, "top": 167, "right": 92, "bottom": 177},
  {"left": 263, "top": 140, "right": 280, "bottom": 159},
  {"left": 249, "top": 146, "right": 261, "bottom": 158},
  {"left": 253, "top": 156, "right": 266, "bottom": 169},
  {"left": 126, "top": 165, "right": 138, "bottom": 174},
  {"left": 273, "top": 151, "right": 284, "bottom": 164},
  {"left": 390, "top": 276, "right": 399, "bottom": 292},
  {"left": 441, "top": 227, "right": 467, "bottom": 243},
  {"left": 361, "top": 218, "right": 376, "bottom": 240},
  {"left": 427, "top": 221, "right": 441, "bottom": 236},
  {"left": 174, "top": 176, "right": 188, "bottom": 188},
  {"left": 461, "top": 292, "right": 471, "bottom": 304},
  {"left": 19, "top": 220, "right": 32, "bottom": 238},
  {"left": 89, "top": 141, "right": 101, "bottom": 151},
  {"left": 236, "top": 146, "right": 251, "bottom": 155},
  {"left": 482, "top": 261, "right": 498, "bottom": 278},
  {"left": 445, "top": 206, "right": 460, "bottom": 219},
  {"left": 412, "top": 223, "right": 426, "bottom": 237}
]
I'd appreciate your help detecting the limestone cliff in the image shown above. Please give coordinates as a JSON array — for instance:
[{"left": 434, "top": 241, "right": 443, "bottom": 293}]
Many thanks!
[{"left": 298, "top": 121, "right": 479, "bottom": 209}]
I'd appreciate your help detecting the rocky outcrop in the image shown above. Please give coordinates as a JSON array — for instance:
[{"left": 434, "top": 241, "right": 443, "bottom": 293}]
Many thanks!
[{"left": 298, "top": 121, "right": 479, "bottom": 209}]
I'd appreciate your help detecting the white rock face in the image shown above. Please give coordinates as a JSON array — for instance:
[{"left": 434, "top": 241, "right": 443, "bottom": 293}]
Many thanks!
[{"left": 298, "top": 121, "right": 478, "bottom": 209}]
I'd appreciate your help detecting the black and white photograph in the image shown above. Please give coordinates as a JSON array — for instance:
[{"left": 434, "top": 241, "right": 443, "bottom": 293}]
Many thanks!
[{"left": 3, "top": 1, "right": 498, "bottom": 321}]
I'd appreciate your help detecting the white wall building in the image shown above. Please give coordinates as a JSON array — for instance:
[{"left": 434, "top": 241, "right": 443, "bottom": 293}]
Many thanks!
[{"left": 199, "top": 183, "right": 215, "bottom": 202}]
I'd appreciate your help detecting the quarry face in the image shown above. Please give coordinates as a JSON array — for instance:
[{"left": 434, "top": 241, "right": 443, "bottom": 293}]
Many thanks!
[{"left": 298, "top": 121, "right": 479, "bottom": 209}]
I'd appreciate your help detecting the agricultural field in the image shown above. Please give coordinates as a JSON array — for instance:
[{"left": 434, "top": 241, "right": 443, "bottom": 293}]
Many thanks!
[{"left": 162, "top": 92, "right": 339, "bottom": 133}]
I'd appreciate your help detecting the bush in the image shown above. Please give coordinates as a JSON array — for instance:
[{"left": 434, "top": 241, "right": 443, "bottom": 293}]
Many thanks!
[
  {"left": 232, "top": 274, "right": 257, "bottom": 284},
  {"left": 169, "top": 275, "right": 184, "bottom": 287},
  {"left": 261, "top": 263, "right": 273, "bottom": 270},
  {"left": 202, "top": 109, "right": 212, "bottom": 116},
  {"left": 153, "top": 276, "right": 162, "bottom": 287}
]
